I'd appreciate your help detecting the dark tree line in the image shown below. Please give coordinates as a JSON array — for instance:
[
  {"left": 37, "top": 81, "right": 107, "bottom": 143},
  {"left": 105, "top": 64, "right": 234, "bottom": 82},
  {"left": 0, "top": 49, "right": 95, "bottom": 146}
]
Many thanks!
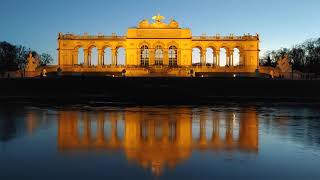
[
  {"left": 260, "top": 38, "right": 320, "bottom": 73},
  {"left": 0, "top": 41, "right": 53, "bottom": 72}
]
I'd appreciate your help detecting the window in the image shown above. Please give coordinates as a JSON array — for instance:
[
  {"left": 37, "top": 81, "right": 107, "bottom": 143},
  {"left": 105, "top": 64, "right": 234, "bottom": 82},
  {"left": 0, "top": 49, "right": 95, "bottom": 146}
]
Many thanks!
[
  {"left": 140, "top": 45, "right": 149, "bottom": 66},
  {"left": 155, "top": 45, "right": 163, "bottom": 65},
  {"left": 169, "top": 46, "right": 177, "bottom": 66}
]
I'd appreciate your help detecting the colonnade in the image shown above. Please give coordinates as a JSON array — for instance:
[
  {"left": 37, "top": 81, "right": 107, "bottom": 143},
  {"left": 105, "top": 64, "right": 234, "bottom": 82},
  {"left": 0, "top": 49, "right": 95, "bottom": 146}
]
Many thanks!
[
  {"left": 74, "top": 48, "right": 122, "bottom": 66},
  {"left": 71, "top": 47, "right": 246, "bottom": 67},
  {"left": 195, "top": 48, "right": 244, "bottom": 66}
]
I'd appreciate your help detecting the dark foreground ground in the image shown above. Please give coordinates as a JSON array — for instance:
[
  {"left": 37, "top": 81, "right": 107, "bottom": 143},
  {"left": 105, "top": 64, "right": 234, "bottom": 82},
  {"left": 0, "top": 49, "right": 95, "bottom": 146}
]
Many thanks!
[{"left": 0, "top": 77, "right": 319, "bottom": 104}]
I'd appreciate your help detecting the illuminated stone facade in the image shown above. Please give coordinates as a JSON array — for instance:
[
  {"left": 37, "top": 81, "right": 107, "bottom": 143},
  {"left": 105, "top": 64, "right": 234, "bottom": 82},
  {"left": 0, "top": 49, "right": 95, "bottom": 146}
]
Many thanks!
[{"left": 57, "top": 14, "right": 260, "bottom": 76}]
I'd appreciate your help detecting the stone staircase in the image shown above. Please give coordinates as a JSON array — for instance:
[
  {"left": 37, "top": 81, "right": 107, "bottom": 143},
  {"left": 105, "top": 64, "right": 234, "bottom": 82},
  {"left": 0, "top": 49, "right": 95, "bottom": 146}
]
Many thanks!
[{"left": 148, "top": 66, "right": 171, "bottom": 77}]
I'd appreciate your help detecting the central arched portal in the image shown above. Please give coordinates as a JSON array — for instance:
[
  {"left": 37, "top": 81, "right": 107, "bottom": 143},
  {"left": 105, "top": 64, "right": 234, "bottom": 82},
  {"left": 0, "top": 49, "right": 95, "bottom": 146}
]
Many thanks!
[
  {"left": 155, "top": 45, "right": 163, "bottom": 65},
  {"left": 140, "top": 45, "right": 149, "bottom": 66}
]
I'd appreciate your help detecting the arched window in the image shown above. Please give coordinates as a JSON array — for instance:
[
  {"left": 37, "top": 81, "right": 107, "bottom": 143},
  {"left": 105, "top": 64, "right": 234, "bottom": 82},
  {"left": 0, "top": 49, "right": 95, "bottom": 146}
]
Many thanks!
[
  {"left": 140, "top": 45, "right": 149, "bottom": 66},
  {"left": 169, "top": 46, "right": 177, "bottom": 66},
  {"left": 155, "top": 45, "right": 163, "bottom": 65}
]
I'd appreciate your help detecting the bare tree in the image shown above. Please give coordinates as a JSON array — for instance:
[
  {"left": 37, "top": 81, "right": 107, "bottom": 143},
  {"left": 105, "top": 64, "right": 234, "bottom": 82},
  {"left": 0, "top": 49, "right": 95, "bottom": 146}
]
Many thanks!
[{"left": 39, "top": 53, "right": 53, "bottom": 66}]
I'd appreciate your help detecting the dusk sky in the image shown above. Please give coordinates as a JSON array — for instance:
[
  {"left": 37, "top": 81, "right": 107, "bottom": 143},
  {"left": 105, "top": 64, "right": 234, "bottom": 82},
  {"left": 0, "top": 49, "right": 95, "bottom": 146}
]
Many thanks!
[{"left": 1, "top": 0, "right": 320, "bottom": 63}]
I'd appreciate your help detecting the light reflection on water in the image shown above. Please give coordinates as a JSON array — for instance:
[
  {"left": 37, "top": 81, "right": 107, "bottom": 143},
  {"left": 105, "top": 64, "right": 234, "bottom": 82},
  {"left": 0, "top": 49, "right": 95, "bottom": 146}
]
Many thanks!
[{"left": 0, "top": 104, "right": 320, "bottom": 180}]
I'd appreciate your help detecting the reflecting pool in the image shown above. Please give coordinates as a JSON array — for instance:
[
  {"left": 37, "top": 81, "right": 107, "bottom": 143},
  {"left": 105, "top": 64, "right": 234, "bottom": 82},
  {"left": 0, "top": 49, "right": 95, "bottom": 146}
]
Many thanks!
[{"left": 0, "top": 103, "right": 320, "bottom": 180}]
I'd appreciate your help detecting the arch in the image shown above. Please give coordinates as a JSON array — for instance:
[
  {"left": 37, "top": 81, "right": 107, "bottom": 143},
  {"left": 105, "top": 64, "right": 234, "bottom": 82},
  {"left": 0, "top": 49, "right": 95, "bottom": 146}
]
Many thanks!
[
  {"left": 116, "top": 47, "right": 126, "bottom": 65},
  {"left": 115, "top": 42, "right": 126, "bottom": 49},
  {"left": 168, "top": 46, "right": 178, "bottom": 66},
  {"left": 87, "top": 44, "right": 97, "bottom": 51},
  {"left": 140, "top": 45, "right": 149, "bottom": 66},
  {"left": 103, "top": 47, "right": 112, "bottom": 65},
  {"left": 192, "top": 47, "right": 201, "bottom": 65},
  {"left": 73, "top": 45, "right": 83, "bottom": 65},
  {"left": 232, "top": 48, "right": 241, "bottom": 66},
  {"left": 101, "top": 43, "right": 112, "bottom": 51},
  {"left": 206, "top": 48, "right": 214, "bottom": 66},
  {"left": 219, "top": 45, "right": 230, "bottom": 52},
  {"left": 155, "top": 45, "right": 163, "bottom": 65},
  {"left": 152, "top": 41, "right": 165, "bottom": 49},
  {"left": 76, "top": 47, "right": 85, "bottom": 65},
  {"left": 101, "top": 43, "right": 112, "bottom": 66},
  {"left": 191, "top": 43, "right": 204, "bottom": 50},
  {"left": 232, "top": 44, "right": 244, "bottom": 51},
  {"left": 167, "top": 41, "right": 179, "bottom": 49},
  {"left": 206, "top": 44, "right": 218, "bottom": 52},
  {"left": 74, "top": 44, "right": 83, "bottom": 50},
  {"left": 206, "top": 45, "right": 218, "bottom": 66},
  {"left": 88, "top": 46, "right": 98, "bottom": 66},
  {"left": 219, "top": 47, "right": 227, "bottom": 67},
  {"left": 138, "top": 41, "right": 151, "bottom": 49}
]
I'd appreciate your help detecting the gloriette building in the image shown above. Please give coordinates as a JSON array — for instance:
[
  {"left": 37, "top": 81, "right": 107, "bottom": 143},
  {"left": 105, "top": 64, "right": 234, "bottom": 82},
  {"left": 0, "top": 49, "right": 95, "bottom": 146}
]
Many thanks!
[{"left": 57, "top": 14, "right": 260, "bottom": 77}]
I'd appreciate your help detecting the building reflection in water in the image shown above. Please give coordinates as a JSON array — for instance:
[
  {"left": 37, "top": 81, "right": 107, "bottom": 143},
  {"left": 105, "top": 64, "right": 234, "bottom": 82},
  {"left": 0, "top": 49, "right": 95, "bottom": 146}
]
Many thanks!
[{"left": 57, "top": 107, "right": 258, "bottom": 175}]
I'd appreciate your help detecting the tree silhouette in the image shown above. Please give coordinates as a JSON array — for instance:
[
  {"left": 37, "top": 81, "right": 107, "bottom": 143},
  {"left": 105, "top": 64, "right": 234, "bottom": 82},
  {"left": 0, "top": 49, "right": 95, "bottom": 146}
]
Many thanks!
[
  {"left": 261, "top": 38, "right": 320, "bottom": 73},
  {"left": 39, "top": 53, "right": 53, "bottom": 66},
  {"left": 0, "top": 41, "right": 53, "bottom": 72}
]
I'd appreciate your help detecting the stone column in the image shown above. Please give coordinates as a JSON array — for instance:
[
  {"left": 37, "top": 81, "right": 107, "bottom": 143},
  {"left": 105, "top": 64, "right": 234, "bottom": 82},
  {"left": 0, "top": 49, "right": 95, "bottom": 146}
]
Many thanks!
[
  {"left": 215, "top": 50, "right": 220, "bottom": 66},
  {"left": 201, "top": 49, "right": 206, "bottom": 66},
  {"left": 98, "top": 49, "right": 104, "bottom": 66},
  {"left": 84, "top": 49, "right": 89, "bottom": 66},
  {"left": 212, "top": 51, "right": 216, "bottom": 66},
  {"left": 111, "top": 49, "right": 117, "bottom": 66},
  {"left": 115, "top": 52, "right": 118, "bottom": 66},
  {"left": 102, "top": 53, "right": 105, "bottom": 66},
  {"left": 230, "top": 50, "right": 234, "bottom": 66},
  {"left": 226, "top": 51, "right": 230, "bottom": 66},
  {"left": 88, "top": 51, "right": 92, "bottom": 66},
  {"left": 149, "top": 49, "right": 155, "bottom": 66}
]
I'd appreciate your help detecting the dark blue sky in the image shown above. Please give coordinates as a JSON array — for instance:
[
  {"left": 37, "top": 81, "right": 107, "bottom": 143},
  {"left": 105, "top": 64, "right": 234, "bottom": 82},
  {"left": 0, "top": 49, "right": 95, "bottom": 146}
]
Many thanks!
[{"left": 1, "top": 0, "right": 320, "bottom": 63}]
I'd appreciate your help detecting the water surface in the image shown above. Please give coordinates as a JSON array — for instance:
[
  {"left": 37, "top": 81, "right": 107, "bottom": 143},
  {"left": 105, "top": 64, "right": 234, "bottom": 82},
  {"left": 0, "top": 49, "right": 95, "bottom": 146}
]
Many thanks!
[{"left": 0, "top": 103, "right": 320, "bottom": 180}]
